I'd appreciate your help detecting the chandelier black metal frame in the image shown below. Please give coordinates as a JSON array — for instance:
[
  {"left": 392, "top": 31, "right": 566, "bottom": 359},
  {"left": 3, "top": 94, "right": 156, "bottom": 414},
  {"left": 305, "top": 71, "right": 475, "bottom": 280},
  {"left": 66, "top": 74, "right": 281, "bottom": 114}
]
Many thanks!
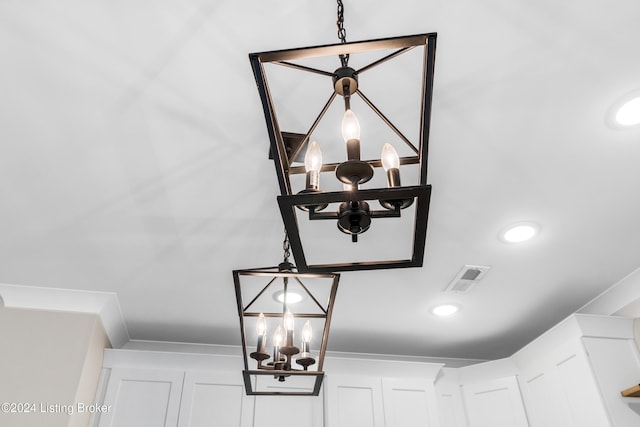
[
  {"left": 233, "top": 236, "right": 339, "bottom": 396},
  {"left": 249, "top": 4, "right": 437, "bottom": 273}
]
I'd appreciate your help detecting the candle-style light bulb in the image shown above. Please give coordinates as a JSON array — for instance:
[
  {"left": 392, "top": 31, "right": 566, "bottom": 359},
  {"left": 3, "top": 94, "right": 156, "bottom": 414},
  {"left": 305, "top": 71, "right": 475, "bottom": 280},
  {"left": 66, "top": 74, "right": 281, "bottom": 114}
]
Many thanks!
[
  {"left": 256, "top": 313, "right": 267, "bottom": 336},
  {"left": 381, "top": 143, "right": 401, "bottom": 187},
  {"left": 341, "top": 109, "right": 361, "bottom": 142},
  {"left": 256, "top": 312, "right": 267, "bottom": 353},
  {"left": 300, "top": 320, "right": 312, "bottom": 357},
  {"left": 381, "top": 143, "right": 400, "bottom": 171},
  {"left": 304, "top": 141, "right": 322, "bottom": 190},
  {"left": 273, "top": 325, "right": 284, "bottom": 362},
  {"left": 283, "top": 310, "right": 295, "bottom": 331},
  {"left": 304, "top": 141, "right": 322, "bottom": 172},
  {"left": 342, "top": 110, "right": 361, "bottom": 161},
  {"left": 283, "top": 310, "right": 295, "bottom": 347},
  {"left": 273, "top": 325, "right": 284, "bottom": 347},
  {"left": 302, "top": 320, "right": 312, "bottom": 343}
]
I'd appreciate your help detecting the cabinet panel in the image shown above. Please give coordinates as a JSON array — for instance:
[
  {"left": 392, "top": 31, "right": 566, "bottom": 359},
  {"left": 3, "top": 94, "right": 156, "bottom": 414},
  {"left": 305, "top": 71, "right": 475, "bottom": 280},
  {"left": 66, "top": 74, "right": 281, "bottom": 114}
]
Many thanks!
[
  {"left": 98, "top": 368, "right": 184, "bottom": 427},
  {"left": 582, "top": 337, "right": 640, "bottom": 427},
  {"left": 178, "top": 372, "right": 253, "bottom": 427},
  {"left": 435, "top": 372, "right": 468, "bottom": 427},
  {"left": 325, "top": 375, "right": 385, "bottom": 427},
  {"left": 463, "top": 376, "right": 528, "bottom": 427},
  {"left": 522, "top": 372, "right": 569, "bottom": 427},
  {"left": 253, "top": 395, "right": 320, "bottom": 427},
  {"left": 438, "top": 393, "right": 466, "bottom": 427},
  {"left": 251, "top": 376, "right": 322, "bottom": 427},
  {"left": 555, "top": 352, "right": 610, "bottom": 427},
  {"left": 382, "top": 378, "right": 439, "bottom": 427}
]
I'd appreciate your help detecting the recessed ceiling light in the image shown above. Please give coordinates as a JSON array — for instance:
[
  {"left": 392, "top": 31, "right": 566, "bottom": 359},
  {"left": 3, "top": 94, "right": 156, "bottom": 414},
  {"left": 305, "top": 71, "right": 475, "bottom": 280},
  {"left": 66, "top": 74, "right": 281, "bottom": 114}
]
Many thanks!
[
  {"left": 500, "top": 222, "right": 539, "bottom": 243},
  {"left": 273, "top": 290, "right": 304, "bottom": 304},
  {"left": 616, "top": 97, "right": 640, "bottom": 126},
  {"left": 431, "top": 304, "right": 460, "bottom": 317}
]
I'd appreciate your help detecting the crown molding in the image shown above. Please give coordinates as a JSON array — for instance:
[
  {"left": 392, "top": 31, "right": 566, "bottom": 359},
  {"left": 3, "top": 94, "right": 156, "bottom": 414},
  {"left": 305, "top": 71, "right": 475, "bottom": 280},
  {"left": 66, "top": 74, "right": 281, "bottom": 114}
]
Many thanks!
[{"left": 0, "top": 283, "right": 129, "bottom": 348}]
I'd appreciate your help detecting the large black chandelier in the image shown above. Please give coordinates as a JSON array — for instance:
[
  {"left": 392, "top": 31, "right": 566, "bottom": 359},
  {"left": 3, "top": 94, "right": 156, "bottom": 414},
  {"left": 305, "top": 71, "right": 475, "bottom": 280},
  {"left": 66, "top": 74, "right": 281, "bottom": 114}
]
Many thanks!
[
  {"left": 233, "top": 235, "right": 340, "bottom": 396},
  {"left": 250, "top": 1, "right": 437, "bottom": 273}
]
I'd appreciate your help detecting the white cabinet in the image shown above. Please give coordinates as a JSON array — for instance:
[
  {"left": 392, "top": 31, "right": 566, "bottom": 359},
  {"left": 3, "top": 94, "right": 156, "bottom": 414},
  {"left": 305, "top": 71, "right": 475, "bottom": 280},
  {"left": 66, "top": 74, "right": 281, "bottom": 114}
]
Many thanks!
[
  {"left": 94, "top": 315, "right": 640, "bottom": 427},
  {"left": 462, "top": 376, "right": 529, "bottom": 427},
  {"left": 434, "top": 370, "right": 468, "bottom": 427},
  {"left": 513, "top": 315, "right": 640, "bottom": 427},
  {"left": 93, "top": 350, "right": 256, "bottom": 427},
  {"left": 517, "top": 335, "right": 611, "bottom": 427},
  {"left": 252, "top": 376, "right": 323, "bottom": 427},
  {"left": 325, "top": 375, "right": 385, "bottom": 427},
  {"left": 178, "top": 371, "right": 253, "bottom": 427},
  {"left": 95, "top": 350, "right": 444, "bottom": 427},
  {"left": 325, "top": 374, "right": 441, "bottom": 427},
  {"left": 382, "top": 378, "right": 440, "bottom": 427},
  {"left": 97, "top": 368, "right": 184, "bottom": 427},
  {"left": 253, "top": 394, "right": 322, "bottom": 427},
  {"left": 519, "top": 368, "right": 572, "bottom": 427},
  {"left": 98, "top": 368, "right": 254, "bottom": 427},
  {"left": 582, "top": 336, "right": 640, "bottom": 427}
]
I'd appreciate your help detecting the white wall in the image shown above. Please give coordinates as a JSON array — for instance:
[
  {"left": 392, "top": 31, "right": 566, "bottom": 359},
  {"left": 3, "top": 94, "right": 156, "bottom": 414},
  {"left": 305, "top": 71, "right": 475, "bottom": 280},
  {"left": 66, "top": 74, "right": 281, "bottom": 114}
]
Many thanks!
[{"left": 0, "top": 307, "right": 110, "bottom": 427}]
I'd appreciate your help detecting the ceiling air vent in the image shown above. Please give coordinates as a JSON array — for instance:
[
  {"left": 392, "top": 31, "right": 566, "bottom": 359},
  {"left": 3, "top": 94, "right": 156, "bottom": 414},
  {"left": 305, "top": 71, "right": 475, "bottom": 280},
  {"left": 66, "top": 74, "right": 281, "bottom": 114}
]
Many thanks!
[{"left": 444, "top": 265, "right": 491, "bottom": 293}]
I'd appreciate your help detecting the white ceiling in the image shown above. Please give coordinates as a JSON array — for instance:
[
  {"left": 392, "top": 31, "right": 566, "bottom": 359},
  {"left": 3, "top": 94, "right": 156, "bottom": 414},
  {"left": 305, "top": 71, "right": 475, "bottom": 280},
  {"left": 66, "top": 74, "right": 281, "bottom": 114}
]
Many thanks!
[{"left": 2, "top": 0, "right": 640, "bottom": 360}]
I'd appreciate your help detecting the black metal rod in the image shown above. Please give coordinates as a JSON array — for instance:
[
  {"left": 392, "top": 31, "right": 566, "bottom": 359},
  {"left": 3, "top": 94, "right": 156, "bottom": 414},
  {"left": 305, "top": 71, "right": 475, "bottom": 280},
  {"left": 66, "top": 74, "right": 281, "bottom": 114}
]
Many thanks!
[
  {"left": 308, "top": 211, "right": 340, "bottom": 220},
  {"left": 244, "top": 312, "right": 328, "bottom": 319},
  {"left": 356, "top": 89, "right": 419, "bottom": 155},
  {"left": 311, "top": 376, "right": 323, "bottom": 396},
  {"left": 288, "top": 156, "right": 420, "bottom": 175},
  {"left": 317, "top": 275, "right": 339, "bottom": 371},
  {"left": 245, "top": 369, "right": 324, "bottom": 376},
  {"left": 290, "top": 92, "right": 338, "bottom": 163},
  {"left": 357, "top": 46, "right": 414, "bottom": 74},
  {"left": 273, "top": 61, "right": 334, "bottom": 77},
  {"left": 411, "top": 182, "right": 431, "bottom": 267},
  {"left": 243, "top": 276, "right": 278, "bottom": 312},
  {"left": 234, "top": 273, "right": 250, "bottom": 371},
  {"left": 254, "top": 33, "right": 430, "bottom": 63},
  {"left": 419, "top": 35, "right": 437, "bottom": 185},
  {"left": 282, "top": 185, "right": 427, "bottom": 205},
  {"left": 369, "top": 207, "right": 401, "bottom": 218},
  {"left": 282, "top": 277, "right": 288, "bottom": 315},
  {"left": 236, "top": 269, "right": 335, "bottom": 279}
]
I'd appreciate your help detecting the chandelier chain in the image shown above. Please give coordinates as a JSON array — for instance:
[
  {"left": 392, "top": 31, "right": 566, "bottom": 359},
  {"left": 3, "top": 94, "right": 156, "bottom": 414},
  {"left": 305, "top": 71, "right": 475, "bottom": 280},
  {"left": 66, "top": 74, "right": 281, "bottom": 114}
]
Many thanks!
[
  {"left": 336, "top": 0, "right": 349, "bottom": 67},
  {"left": 283, "top": 232, "right": 291, "bottom": 263}
]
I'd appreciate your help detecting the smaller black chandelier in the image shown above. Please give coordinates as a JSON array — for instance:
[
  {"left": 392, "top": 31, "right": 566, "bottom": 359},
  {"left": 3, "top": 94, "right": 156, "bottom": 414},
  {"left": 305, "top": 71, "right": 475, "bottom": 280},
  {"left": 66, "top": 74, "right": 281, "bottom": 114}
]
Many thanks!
[
  {"left": 250, "top": 1, "right": 436, "bottom": 273},
  {"left": 233, "top": 235, "right": 339, "bottom": 396}
]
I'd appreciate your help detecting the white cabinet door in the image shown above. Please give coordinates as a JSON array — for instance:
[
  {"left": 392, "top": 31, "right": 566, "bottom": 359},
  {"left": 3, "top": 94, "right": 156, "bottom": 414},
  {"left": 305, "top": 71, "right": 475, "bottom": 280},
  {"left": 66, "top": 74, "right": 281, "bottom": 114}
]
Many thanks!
[
  {"left": 553, "top": 350, "right": 611, "bottom": 427},
  {"left": 519, "top": 370, "right": 572, "bottom": 427},
  {"left": 437, "top": 391, "right": 467, "bottom": 427},
  {"left": 582, "top": 337, "right": 640, "bottom": 427},
  {"left": 253, "top": 394, "right": 322, "bottom": 427},
  {"left": 462, "top": 376, "right": 529, "bottom": 427},
  {"left": 98, "top": 368, "right": 184, "bottom": 427},
  {"left": 250, "top": 375, "right": 322, "bottom": 427},
  {"left": 435, "top": 381, "right": 468, "bottom": 427},
  {"left": 325, "top": 375, "right": 385, "bottom": 427},
  {"left": 178, "top": 371, "right": 253, "bottom": 427},
  {"left": 382, "top": 378, "right": 439, "bottom": 427}
]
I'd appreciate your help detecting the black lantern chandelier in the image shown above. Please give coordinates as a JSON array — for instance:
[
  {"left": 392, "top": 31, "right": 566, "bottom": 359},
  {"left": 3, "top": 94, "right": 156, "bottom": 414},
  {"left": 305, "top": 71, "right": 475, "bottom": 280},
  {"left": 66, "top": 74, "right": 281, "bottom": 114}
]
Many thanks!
[
  {"left": 233, "top": 235, "right": 340, "bottom": 396},
  {"left": 250, "top": 1, "right": 437, "bottom": 273}
]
